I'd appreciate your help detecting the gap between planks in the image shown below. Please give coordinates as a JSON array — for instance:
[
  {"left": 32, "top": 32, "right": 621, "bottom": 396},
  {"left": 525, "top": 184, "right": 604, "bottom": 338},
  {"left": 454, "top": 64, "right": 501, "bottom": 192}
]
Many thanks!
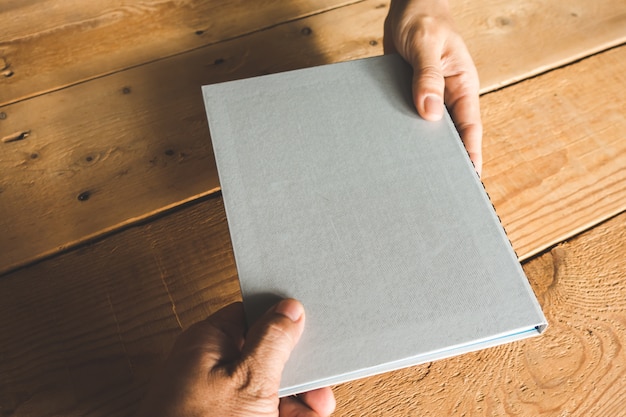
[
  {"left": 1, "top": 0, "right": 626, "bottom": 275},
  {"left": 0, "top": 0, "right": 365, "bottom": 106},
  {"left": 0, "top": 187, "right": 221, "bottom": 277},
  {"left": 2, "top": 0, "right": 625, "bottom": 105},
  {"left": 1, "top": 195, "right": 625, "bottom": 416}
]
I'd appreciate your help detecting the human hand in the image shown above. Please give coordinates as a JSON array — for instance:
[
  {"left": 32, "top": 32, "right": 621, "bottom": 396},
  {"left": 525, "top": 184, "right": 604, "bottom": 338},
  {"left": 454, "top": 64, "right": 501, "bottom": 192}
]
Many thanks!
[
  {"left": 137, "top": 299, "right": 335, "bottom": 417},
  {"left": 384, "top": 0, "right": 483, "bottom": 175}
]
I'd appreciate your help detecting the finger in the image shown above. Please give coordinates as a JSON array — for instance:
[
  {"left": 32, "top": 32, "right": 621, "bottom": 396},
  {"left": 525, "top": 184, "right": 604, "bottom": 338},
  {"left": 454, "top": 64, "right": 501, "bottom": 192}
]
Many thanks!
[
  {"left": 237, "top": 299, "right": 305, "bottom": 395},
  {"left": 413, "top": 63, "right": 445, "bottom": 121},
  {"left": 442, "top": 42, "right": 483, "bottom": 175},
  {"left": 403, "top": 33, "right": 446, "bottom": 121},
  {"left": 297, "top": 387, "right": 336, "bottom": 417},
  {"left": 445, "top": 80, "right": 482, "bottom": 174},
  {"left": 382, "top": 11, "right": 398, "bottom": 55},
  {"left": 455, "top": 113, "right": 482, "bottom": 176},
  {"left": 446, "top": 90, "right": 483, "bottom": 176},
  {"left": 279, "top": 395, "right": 328, "bottom": 417}
]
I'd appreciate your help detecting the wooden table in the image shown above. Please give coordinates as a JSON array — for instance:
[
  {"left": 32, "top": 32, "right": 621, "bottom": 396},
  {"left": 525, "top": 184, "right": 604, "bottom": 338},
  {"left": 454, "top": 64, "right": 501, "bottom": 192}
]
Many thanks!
[{"left": 1, "top": 1, "right": 625, "bottom": 415}]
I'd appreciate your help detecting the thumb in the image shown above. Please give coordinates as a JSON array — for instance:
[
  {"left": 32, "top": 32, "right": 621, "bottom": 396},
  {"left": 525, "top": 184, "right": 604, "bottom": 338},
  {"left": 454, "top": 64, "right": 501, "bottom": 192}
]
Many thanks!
[
  {"left": 238, "top": 299, "right": 305, "bottom": 395},
  {"left": 410, "top": 51, "right": 445, "bottom": 121}
]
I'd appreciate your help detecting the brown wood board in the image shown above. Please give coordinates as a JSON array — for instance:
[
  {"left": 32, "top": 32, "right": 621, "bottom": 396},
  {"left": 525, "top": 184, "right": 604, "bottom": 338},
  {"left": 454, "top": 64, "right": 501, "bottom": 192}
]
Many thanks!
[
  {"left": 0, "top": 195, "right": 241, "bottom": 417},
  {"left": 481, "top": 44, "right": 626, "bottom": 259},
  {"left": 452, "top": 0, "right": 626, "bottom": 93},
  {"left": 334, "top": 210, "right": 626, "bottom": 416},
  {"left": 0, "top": 0, "right": 360, "bottom": 106},
  {"left": 0, "top": 0, "right": 389, "bottom": 275},
  {"left": 2, "top": 1, "right": 625, "bottom": 106},
  {"left": 1, "top": 194, "right": 624, "bottom": 416},
  {"left": 2, "top": 27, "right": 626, "bottom": 276}
]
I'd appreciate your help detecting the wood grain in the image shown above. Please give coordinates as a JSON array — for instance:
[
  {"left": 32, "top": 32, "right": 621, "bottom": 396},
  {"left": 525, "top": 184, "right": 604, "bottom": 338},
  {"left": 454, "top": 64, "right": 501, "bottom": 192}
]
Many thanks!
[
  {"left": 0, "top": 0, "right": 360, "bottom": 106},
  {"left": 1, "top": 1, "right": 624, "bottom": 416},
  {"left": 0, "top": 0, "right": 389, "bottom": 275},
  {"left": 334, "top": 210, "right": 626, "bottom": 416},
  {"left": 481, "top": 45, "right": 626, "bottom": 259},
  {"left": 2, "top": 0, "right": 625, "bottom": 273},
  {"left": 1, "top": 0, "right": 625, "bottom": 105},
  {"left": 0, "top": 195, "right": 241, "bottom": 417},
  {"left": 1, "top": 194, "right": 624, "bottom": 416},
  {"left": 452, "top": 0, "right": 626, "bottom": 93},
  {"left": 2, "top": 28, "right": 625, "bottom": 276}
]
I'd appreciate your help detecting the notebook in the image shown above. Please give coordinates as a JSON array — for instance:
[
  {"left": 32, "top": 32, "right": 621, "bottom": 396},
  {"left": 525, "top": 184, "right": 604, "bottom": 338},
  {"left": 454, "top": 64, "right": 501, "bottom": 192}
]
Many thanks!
[{"left": 202, "top": 54, "right": 547, "bottom": 397}]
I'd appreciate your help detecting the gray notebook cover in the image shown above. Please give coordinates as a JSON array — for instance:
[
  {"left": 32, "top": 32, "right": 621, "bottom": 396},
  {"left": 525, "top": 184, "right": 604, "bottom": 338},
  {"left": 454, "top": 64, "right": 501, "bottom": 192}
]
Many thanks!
[{"left": 202, "top": 54, "right": 547, "bottom": 397}]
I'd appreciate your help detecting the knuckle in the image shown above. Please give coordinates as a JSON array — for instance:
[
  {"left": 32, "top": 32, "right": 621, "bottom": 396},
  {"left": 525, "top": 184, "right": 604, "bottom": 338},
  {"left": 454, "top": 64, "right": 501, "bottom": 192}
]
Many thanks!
[
  {"left": 264, "top": 320, "right": 295, "bottom": 346},
  {"left": 450, "top": 64, "right": 480, "bottom": 89},
  {"left": 248, "top": 317, "right": 297, "bottom": 356},
  {"left": 234, "top": 357, "right": 277, "bottom": 401},
  {"left": 419, "top": 65, "right": 444, "bottom": 81},
  {"left": 231, "top": 359, "right": 255, "bottom": 392},
  {"left": 401, "top": 14, "right": 451, "bottom": 46}
]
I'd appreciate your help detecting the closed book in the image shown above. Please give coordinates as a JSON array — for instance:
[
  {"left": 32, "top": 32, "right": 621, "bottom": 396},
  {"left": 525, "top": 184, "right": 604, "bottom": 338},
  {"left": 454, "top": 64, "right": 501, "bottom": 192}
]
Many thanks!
[{"left": 202, "top": 54, "right": 547, "bottom": 397}]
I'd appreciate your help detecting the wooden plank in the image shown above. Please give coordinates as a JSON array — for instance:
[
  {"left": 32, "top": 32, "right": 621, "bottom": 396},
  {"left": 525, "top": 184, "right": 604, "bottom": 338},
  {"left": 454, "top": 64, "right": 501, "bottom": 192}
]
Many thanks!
[
  {"left": 0, "top": 0, "right": 389, "bottom": 275},
  {"left": 0, "top": 0, "right": 360, "bottom": 106},
  {"left": 481, "top": 44, "right": 626, "bottom": 259},
  {"left": 451, "top": 0, "right": 626, "bottom": 93},
  {"left": 1, "top": 0, "right": 625, "bottom": 106},
  {"left": 0, "top": 195, "right": 241, "bottom": 417},
  {"left": 1, "top": 1, "right": 625, "bottom": 273},
  {"left": 1, "top": 194, "right": 624, "bottom": 416},
  {"left": 334, "top": 210, "right": 626, "bottom": 416},
  {"left": 0, "top": 25, "right": 626, "bottom": 271}
]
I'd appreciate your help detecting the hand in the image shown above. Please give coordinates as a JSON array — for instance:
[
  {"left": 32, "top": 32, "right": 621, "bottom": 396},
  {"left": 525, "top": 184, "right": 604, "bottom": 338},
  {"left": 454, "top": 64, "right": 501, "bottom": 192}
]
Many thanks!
[
  {"left": 137, "top": 299, "right": 336, "bottom": 417},
  {"left": 384, "top": 0, "right": 483, "bottom": 175}
]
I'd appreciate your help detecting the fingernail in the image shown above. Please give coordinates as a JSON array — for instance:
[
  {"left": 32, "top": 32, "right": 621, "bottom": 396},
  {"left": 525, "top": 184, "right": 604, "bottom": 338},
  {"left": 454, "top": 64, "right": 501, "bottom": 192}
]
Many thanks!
[
  {"left": 275, "top": 299, "right": 304, "bottom": 322},
  {"left": 424, "top": 94, "right": 443, "bottom": 120}
]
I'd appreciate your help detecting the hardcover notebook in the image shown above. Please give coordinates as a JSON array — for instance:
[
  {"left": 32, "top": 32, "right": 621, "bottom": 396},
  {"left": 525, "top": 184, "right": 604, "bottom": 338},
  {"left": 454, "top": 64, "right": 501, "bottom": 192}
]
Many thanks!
[{"left": 202, "top": 54, "right": 547, "bottom": 397}]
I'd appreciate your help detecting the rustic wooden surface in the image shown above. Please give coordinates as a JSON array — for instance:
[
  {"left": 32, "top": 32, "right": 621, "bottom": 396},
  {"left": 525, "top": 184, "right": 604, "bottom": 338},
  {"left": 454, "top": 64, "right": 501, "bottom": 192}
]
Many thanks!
[
  {"left": 1, "top": 196, "right": 624, "bottom": 416},
  {"left": 335, "top": 211, "right": 626, "bottom": 416},
  {"left": 0, "top": 0, "right": 361, "bottom": 105},
  {"left": 481, "top": 45, "right": 626, "bottom": 259},
  {"left": 1, "top": 0, "right": 625, "bottom": 416},
  {"left": 2, "top": 0, "right": 626, "bottom": 274},
  {"left": 2, "top": 0, "right": 624, "bottom": 105},
  {"left": 0, "top": 195, "right": 241, "bottom": 417},
  {"left": 453, "top": 0, "right": 626, "bottom": 92}
]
